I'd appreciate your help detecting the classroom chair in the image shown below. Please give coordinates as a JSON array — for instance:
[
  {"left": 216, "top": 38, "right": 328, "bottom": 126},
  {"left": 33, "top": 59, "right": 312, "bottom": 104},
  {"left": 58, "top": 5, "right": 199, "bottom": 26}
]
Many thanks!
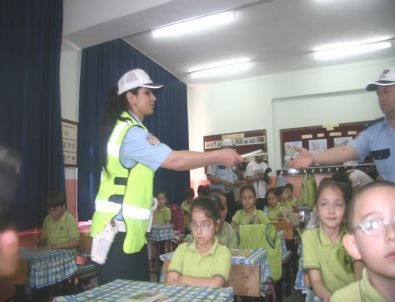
[{"left": 238, "top": 223, "right": 283, "bottom": 301}]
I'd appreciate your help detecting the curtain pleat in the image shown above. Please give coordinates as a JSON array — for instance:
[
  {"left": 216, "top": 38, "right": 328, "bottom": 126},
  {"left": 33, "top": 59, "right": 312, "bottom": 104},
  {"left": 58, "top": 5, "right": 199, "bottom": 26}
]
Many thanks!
[
  {"left": 78, "top": 39, "right": 189, "bottom": 220},
  {"left": 0, "top": 0, "right": 65, "bottom": 229}
]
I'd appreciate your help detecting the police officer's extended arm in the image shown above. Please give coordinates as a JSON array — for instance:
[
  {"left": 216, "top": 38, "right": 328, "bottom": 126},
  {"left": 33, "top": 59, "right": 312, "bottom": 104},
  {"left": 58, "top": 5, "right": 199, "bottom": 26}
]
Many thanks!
[
  {"left": 161, "top": 149, "right": 243, "bottom": 171},
  {"left": 290, "top": 145, "right": 359, "bottom": 169}
]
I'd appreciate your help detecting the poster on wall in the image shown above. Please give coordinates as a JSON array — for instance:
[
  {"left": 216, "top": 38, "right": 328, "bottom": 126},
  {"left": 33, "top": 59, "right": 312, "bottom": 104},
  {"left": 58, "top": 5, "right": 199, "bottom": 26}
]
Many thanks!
[
  {"left": 283, "top": 141, "right": 302, "bottom": 165},
  {"left": 308, "top": 138, "right": 327, "bottom": 153},
  {"left": 203, "top": 129, "right": 267, "bottom": 168},
  {"left": 62, "top": 119, "right": 78, "bottom": 167},
  {"left": 333, "top": 136, "right": 353, "bottom": 148}
]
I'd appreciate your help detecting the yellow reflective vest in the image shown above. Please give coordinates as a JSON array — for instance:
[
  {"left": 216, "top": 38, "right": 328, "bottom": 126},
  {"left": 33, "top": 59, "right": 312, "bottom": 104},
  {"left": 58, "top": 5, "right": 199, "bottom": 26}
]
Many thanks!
[{"left": 90, "top": 111, "right": 154, "bottom": 253}]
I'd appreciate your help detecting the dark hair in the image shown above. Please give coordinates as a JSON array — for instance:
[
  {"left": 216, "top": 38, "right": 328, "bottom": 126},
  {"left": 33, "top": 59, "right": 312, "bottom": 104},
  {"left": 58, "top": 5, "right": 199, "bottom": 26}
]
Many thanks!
[
  {"left": 240, "top": 184, "right": 256, "bottom": 198},
  {"left": 98, "top": 86, "right": 140, "bottom": 169},
  {"left": 265, "top": 187, "right": 278, "bottom": 199},
  {"left": 284, "top": 183, "right": 294, "bottom": 191},
  {"left": 46, "top": 191, "right": 66, "bottom": 208},
  {"left": 331, "top": 171, "right": 353, "bottom": 189},
  {"left": 185, "top": 187, "right": 195, "bottom": 199},
  {"left": 347, "top": 181, "right": 395, "bottom": 231},
  {"left": 276, "top": 186, "right": 285, "bottom": 196},
  {"left": 197, "top": 185, "right": 210, "bottom": 196},
  {"left": 190, "top": 196, "right": 220, "bottom": 221},
  {"left": 316, "top": 178, "right": 352, "bottom": 206},
  {"left": 210, "top": 189, "right": 227, "bottom": 208}
]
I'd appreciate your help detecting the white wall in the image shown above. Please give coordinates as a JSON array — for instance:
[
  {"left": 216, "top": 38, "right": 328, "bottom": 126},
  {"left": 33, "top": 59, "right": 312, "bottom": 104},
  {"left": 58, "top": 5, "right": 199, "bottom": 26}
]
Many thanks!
[
  {"left": 60, "top": 49, "right": 81, "bottom": 181},
  {"left": 58, "top": 52, "right": 395, "bottom": 184},
  {"left": 60, "top": 50, "right": 81, "bottom": 122},
  {"left": 187, "top": 57, "right": 395, "bottom": 183}
]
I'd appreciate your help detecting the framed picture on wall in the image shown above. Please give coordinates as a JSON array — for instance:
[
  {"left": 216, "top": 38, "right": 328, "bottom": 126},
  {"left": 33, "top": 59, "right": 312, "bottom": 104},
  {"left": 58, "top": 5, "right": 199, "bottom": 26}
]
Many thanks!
[
  {"left": 203, "top": 129, "right": 267, "bottom": 170},
  {"left": 283, "top": 141, "right": 302, "bottom": 165},
  {"left": 62, "top": 119, "right": 78, "bottom": 167},
  {"left": 333, "top": 136, "right": 353, "bottom": 148},
  {"left": 308, "top": 138, "right": 327, "bottom": 153}
]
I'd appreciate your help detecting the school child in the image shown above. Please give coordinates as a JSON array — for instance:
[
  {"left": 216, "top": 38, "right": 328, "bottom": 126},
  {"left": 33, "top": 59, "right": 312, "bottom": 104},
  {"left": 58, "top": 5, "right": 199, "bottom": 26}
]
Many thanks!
[
  {"left": 231, "top": 184, "right": 269, "bottom": 227},
  {"left": 153, "top": 192, "right": 171, "bottom": 225},
  {"left": 181, "top": 187, "right": 195, "bottom": 215},
  {"left": 37, "top": 191, "right": 80, "bottom": 250},
  {"left": 211, "top": 190, "right": 238, "bottom": 248},
  {"left": 184, "top": 191, "right": 238, "bottom": 248},
  {"left": 280, "top": 183, "right": 299, "bottom": 212},
  {"left": 331, "top": 181, "right": 395, "bottom": 302},
  {"left": 166, "top": 196, "right": 231, "bottom": 288},
  {"left": 266, "top": 188, "right": 288, "bottom": 221},
  {"left": 302, "top": 178, "right": 360, "bottom": 302},
  {"left": 181, "top": 187, "right": 195, "bottom": 231}
]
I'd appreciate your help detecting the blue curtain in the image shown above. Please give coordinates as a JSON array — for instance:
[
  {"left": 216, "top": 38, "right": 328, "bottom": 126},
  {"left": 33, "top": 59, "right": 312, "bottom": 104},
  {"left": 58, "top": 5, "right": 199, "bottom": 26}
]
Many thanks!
[
  {"left": 0, "top": 0, "right": 65, "bottom": 230},
  {"left": 78, "top": 39, "right": 189, "bottom": 220}
]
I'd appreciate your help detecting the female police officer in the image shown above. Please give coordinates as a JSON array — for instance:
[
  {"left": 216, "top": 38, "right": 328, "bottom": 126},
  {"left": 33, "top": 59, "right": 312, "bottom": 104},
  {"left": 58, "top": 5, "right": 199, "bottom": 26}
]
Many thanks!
[{"left": 91, "top": 68, "right": 243, "bottom": 284}]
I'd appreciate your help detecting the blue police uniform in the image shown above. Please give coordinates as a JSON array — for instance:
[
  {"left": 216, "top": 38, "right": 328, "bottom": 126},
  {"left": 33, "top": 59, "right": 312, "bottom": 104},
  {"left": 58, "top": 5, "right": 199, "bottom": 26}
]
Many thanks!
[
  {"left": 120, "top": 113, "right": 172, "bottom": 169},
  {"left": 112, "top": 112, "right": 171, "bottom": 222},
  {"left": 206, "top": 164, "right": 237, "bottom": 193},
  {"left": 351, "top": 117, "right": 395, "bottom": 183}
]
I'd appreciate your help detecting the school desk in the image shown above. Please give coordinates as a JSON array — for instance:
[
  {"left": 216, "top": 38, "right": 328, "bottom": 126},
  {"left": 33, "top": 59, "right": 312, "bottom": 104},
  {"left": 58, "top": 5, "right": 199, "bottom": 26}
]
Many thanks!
[
  {"left": 160, "top": 248, "right": 271, "bottom": 297},
  {"left": 52, "top": 279, "right": 234, "bottom": 301},
  {"left": 19, "top": 247, "right": 77, "bottom": 289}
]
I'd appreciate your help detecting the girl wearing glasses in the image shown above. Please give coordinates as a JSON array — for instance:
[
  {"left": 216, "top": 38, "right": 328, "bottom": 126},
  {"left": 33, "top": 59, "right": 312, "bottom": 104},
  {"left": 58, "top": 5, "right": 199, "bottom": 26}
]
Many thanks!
[
  {"left": 166, "top": 196, "right": 231, "bottom": 288},
  {"left": 302, "top": 178, "right": 361, "bottom": 302}
]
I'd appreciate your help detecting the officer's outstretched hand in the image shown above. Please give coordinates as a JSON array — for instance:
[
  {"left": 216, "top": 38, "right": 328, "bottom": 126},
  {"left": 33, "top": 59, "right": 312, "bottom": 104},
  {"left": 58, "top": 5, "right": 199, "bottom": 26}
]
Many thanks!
[
  {"left": 219, "top": 148, "right": 243, "bottom": 167},
  {"left": 290, "top": 146, "right": 313, "bottom": 169}
]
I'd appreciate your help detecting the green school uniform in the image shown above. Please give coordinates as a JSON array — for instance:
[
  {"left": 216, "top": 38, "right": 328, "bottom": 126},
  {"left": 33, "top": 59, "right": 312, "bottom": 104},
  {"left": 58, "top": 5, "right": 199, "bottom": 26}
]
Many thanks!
[
  {"left": 302, "top": 225, "right": 354, "bottom": 293},
  {"left": 232, "top": 207, "right": 269, "bottom": 226},
  {"left": 168, "top": 238, "right": 231, "bottom": 281},
  {"left": 181, "top": 200, "right": 192, "bottom": 214},
  {"left": 153, "top": 206, "right": 171, "bottom": 225},
  {"left": 267, "top": 204, "right": 287, "bottom": 221},
  {"left": 281, "top": 197, "right": 298, "bottom": 213},
  {"left": 42, "top": 210, "right": 80, "bottom": 246},
  {"left": 331, "top": 268, "right": 387, "bottom": 302}
]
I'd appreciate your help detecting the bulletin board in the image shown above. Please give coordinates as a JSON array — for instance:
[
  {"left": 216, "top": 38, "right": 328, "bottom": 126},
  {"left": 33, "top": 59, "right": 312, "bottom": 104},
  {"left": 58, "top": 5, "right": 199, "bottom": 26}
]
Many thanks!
[
  {"left": 62, "top": 119, "right": 78, "bottom": 167},
  {"left": 203, "top": 129, "right": 267, "bottom": 168},
  {"left": 280, "top": 120, "right": 372, "bottom": 168}
]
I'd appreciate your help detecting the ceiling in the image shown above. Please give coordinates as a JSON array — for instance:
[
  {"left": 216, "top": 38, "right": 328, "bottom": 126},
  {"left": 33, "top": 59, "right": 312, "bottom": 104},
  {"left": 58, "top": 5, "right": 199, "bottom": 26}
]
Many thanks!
[{"left": 63, "top": 0, "right": 395, "bottom": 85}]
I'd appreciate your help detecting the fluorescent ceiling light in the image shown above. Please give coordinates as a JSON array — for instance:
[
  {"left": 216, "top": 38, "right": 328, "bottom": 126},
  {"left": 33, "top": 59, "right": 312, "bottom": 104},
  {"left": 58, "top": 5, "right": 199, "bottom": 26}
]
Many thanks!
[
  {"left": 152, "top": 11, "right": 236, "bottom": 38},
  {"left": 188, "top": 57, "right": 250, "bottom": 73},
  {"left": 313, "top": 37, "right": 392, "bottom": 60},
  {"left": 190, "top": 61, "right": 253, "bottom": 79}
]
